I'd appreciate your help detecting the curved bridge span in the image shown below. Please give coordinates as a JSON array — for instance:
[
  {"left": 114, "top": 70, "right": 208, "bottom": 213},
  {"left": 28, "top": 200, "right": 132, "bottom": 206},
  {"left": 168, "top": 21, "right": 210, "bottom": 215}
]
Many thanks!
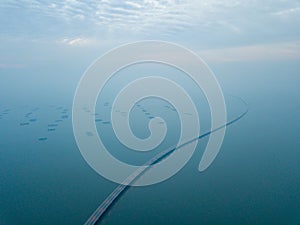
[{"left": 84, "top": 97, "right": 248, "bottom": 225}]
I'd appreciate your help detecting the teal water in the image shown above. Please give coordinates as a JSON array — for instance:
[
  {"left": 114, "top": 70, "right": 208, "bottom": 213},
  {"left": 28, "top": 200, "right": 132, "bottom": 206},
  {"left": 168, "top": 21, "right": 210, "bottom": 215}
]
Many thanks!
[
  {"left": 0, "top": 60, "right": 299, "bottom": 225},
  {"left": 97, "top": 61, "right": 300, "bottom": 225}
]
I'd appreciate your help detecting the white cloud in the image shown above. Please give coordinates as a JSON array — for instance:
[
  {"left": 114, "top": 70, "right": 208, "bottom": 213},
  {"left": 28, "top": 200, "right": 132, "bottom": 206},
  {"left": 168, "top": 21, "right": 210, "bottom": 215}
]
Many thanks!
[
  {"left": 199, "top": 41, "right": 300, "bottom": 62},
  {"left": 125, "top": 1, "right": 143, "bottom": 9},
  {"left": 272, "top": 6, "right": 300, "bottom": 15},
  {"left": 1, "top": 0, "right": 300, "bottom": 49},
  {"left": 58, "top": 37, "right": 91, "bottom": 46}
]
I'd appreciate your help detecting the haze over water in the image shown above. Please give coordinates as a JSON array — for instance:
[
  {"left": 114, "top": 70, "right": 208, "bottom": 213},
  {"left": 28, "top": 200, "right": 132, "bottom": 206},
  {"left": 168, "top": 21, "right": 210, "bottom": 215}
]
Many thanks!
[{"left": 1, "top": 1, "right": 300, "bottom": 225}]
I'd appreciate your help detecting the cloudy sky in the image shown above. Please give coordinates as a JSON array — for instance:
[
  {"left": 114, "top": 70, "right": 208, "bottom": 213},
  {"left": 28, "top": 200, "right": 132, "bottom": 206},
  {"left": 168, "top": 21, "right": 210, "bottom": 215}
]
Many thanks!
[{"left": 0, "top": 0, "right": 300, "bottom": 68}]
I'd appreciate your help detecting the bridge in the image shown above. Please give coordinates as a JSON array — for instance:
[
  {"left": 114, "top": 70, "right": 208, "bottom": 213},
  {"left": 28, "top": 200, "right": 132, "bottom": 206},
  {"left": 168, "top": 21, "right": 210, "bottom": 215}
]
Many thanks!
[{"left": 84, "top": 97, "right": 248, "bottom": 225}]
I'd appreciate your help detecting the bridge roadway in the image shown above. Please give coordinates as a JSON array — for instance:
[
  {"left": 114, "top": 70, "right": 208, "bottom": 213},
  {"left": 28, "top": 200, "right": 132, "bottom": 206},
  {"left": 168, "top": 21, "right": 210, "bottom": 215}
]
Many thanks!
[{"left": 84, "top": 98, "right": 248, "bottom": 225}]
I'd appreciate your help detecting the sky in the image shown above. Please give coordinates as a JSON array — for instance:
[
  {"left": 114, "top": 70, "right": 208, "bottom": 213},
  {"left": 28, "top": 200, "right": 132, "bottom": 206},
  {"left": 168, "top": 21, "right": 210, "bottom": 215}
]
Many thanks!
[{"left": 0, "top": 0, "right": 300, "bottom": 69}]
